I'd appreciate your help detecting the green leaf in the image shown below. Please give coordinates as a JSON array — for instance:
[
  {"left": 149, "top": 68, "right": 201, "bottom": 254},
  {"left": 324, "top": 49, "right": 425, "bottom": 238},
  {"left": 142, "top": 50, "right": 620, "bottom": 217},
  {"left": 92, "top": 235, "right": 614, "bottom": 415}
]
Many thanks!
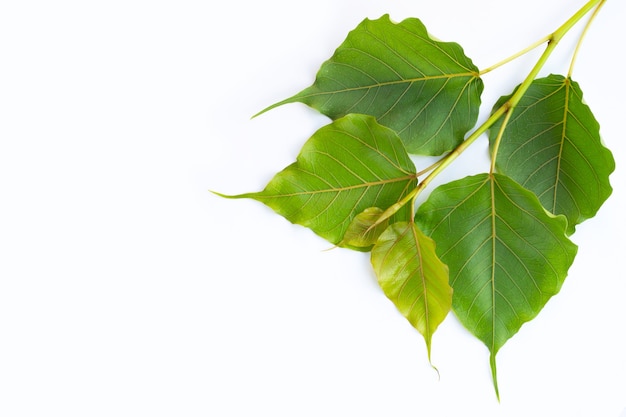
[
  {"left": 489, "top": 74, "right": 615, "bottom": 234},
  {"left": 371, "top": 222, "right": 452, "bottom": 362},
  {"left": 257, "top": 15, "right": 483, "bottom": 156},
  {"left": 340, "top": 207, "right": 389, "bottom": 250},
  {"left": 416, "top": 173, "right": 577, "bottom": 398},
  {"left": 219, "top": 114, "right": 417, "bottom": 246}
]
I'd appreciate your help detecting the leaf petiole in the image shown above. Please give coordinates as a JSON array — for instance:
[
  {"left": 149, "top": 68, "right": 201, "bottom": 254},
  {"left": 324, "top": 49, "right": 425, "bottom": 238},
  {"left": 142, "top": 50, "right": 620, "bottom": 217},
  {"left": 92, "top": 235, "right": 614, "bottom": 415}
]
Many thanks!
[
  {"left": 416, "top": 0, "right": 605, "bottom": 196},
  {"left": 479, "top": 35, "right": 551, "bottom": 76},
  {"left": 489, "top": 107, "right": 514, "bottom": 174},
  {"left": 568, "top": 0, "right": 607, "bottom": 77}
]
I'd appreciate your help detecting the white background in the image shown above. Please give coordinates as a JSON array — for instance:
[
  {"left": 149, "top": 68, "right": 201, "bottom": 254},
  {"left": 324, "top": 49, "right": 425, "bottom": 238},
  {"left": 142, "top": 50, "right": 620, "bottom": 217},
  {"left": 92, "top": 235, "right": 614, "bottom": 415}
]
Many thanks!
[{"left": 1, "top": 0, "right": 625, "bottom": 416}]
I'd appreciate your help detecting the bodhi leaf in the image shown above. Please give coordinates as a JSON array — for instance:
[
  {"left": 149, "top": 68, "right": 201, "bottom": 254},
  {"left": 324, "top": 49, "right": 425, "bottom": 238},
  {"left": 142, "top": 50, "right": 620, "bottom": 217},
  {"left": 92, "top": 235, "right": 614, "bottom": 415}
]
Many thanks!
[
  {"left": 371, "top": 222, "right": 452, "bottom": 363},
  {"left": 218, "top": 114, "right": 417, "bottom": 247},
  {"left": 256, "top": 15, "right": 483, "bottom": 156},
  {"left": 489, "top": 74, "right": 615, "bottom": 234},
  {"left": 416, "top": 173, "right": 577, "bottom": 398}
]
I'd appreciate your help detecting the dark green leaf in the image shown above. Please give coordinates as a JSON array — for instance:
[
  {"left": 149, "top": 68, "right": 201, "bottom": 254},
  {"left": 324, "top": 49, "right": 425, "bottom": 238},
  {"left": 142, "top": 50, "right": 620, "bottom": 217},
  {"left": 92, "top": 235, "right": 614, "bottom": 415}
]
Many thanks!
[
  {"left": 371, "top": 222, "right": 452, "bottom": 361},
  {"left": 219, "top": 114, "right": 417, "bottom": 246},
  {"left": 416, "top": 173, "right": 577, "bottom": 398},
  {"left": 257, "top": 15, "right": 483, "bottom": 156},
  {"left": 489, "top": 74, "right": 615, "bottom": 234}
]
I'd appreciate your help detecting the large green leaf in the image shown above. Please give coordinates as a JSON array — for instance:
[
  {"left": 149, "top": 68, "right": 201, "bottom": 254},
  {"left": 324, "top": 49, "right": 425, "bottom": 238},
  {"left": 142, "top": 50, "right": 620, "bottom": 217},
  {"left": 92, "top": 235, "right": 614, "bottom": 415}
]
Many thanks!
[
  {"left": 489, "top": 74, "right": 615, "bottom": 234},
  {"left": 416, "top": 173, "right": 577, "bottom": 397},
  {"left": 371, "top": 222, "right": 452, "bottom": 362},
  {"left": 219, "top": 114, "right": 417, "bottom": 247},
  {"left": 257, "top": 15, "right": 483, "bottom": 156}
]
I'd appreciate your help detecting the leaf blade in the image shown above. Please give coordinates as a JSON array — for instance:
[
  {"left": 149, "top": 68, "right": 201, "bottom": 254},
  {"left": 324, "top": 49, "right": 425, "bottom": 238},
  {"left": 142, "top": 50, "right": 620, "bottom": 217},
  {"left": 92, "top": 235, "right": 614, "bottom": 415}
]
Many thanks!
[
  {"left": 416, "top": 173, "right": 577, "bottom": 396},
  {"left": 489, "top": 74, "right": 615, "bottom": 233},
  {"left": 371, "top": 222, "right": 452, "bottom": 361},
  {"left": 223, "top": 114, "right": 417, "bottom": 246},
  {"left": 259, "top": 15, "right": 483, "bottom": 155}
]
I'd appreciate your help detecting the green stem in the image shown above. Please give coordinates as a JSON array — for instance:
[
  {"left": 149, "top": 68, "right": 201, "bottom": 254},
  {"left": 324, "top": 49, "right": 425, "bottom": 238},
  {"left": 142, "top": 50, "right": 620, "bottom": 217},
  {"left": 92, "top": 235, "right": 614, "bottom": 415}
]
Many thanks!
[
  {"left": 489, "top": 109, "right": 513, "bottom": 174},
  {"left": 479, "top": 35, "right": 551, "bottom": 76},
  {"left": 416, "top": 158, "right": 445, "bottom": 178},
  {"left": 370, "top": 185, "right": 419, "bottom": 229},
  {"left": 417, "top": 0, "right": 605, "bottom": 197},
  {"left": 568, "top": 0, "right": 607, "bottom": 77},
  {"left": 364, "top": 0, "right": 605, "bottom": 231}
]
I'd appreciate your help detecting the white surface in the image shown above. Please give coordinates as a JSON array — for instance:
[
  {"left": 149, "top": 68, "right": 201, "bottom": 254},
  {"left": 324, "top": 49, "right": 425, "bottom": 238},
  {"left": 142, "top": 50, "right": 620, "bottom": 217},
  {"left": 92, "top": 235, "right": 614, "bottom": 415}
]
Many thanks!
[{"left": 1, "top": 0, "right": 625, "bottom": 416}]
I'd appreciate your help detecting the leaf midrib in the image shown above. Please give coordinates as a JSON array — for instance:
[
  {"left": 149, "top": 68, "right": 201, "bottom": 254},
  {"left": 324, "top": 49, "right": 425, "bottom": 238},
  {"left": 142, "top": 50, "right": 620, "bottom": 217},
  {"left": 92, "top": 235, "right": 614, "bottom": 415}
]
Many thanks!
[
  {"left": 302, "top": 72, "right": 478, "bottom": 98},
  {"left": 411, "top": 223, "right": 431, "bottom": 342},
  {"left": 489, "top": 175, "right": 497, "bottom": 355},
  {"left": 553, "top": 80, "right": 570, "bottom": 213},
  {"left": 433, "top": 175, "right": 556, "bottom": 347},
  {"left": 256, "top": 174, "right": 417, "bottom": 199},
  {"left": 504, "top": 77, "right": 602, "bottom": 219}
]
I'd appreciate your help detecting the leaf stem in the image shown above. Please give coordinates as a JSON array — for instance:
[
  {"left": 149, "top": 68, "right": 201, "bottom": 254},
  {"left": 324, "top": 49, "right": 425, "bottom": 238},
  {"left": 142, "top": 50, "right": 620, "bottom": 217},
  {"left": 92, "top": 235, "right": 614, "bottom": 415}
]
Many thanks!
[
  {"left": 568, "top": 0, "right": 607, "bottom": 77},
  {"left": 489, "top": 106, "right": 514, "bottom": 174},
  {"left": 490, "top": 352, "right": 501, "bottom": 403},
  {"left": 416, "top": 158, "right": 445, "bottom": 178},
  {"left": 416, "top": 0, "right": 605, "bottom": 199},
  {"left": 479, "top": 35, "right": 551, "bottom": 76},
  {"left": 360, "top": 0, "right": 605, "bottom": 234}
]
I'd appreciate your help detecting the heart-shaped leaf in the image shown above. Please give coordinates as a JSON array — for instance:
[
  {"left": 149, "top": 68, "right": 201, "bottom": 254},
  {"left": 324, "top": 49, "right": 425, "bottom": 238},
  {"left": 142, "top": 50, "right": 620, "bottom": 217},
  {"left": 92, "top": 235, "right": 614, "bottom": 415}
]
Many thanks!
[
  {"left": 489, "top": 74, "right": 615, "bottom": 234},
  {"left": 218, "top": 114, "right": 417, "bottom": 247},
  {"left": 257, "top": 15, "right": 483, "bottom": 156},
  {"left": 416, "top": 173, "right": 577, "bottom": 398},
  {"left": 371, "top": 222, "right": 452, "bottom": 362}
]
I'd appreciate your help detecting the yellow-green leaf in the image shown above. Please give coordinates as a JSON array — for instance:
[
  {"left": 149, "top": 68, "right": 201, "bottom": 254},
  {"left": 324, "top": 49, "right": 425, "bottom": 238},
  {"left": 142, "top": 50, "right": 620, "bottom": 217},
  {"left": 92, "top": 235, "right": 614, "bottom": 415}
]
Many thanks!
[
  {"left": 371, "top": 222, "right": 452, "bottom": 362},
  {"left": 218, "top": 114, "right": 417, "bottom": 246}
]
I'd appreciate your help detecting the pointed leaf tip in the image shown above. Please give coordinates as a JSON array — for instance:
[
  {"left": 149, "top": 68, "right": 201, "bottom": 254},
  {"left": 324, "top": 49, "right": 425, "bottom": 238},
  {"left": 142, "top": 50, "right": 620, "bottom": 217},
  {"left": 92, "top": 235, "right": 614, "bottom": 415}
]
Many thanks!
[
  {"left": 210, "top": 190, "right": 257, "bottom": 200},
  {"left": 251, "top": 96, "right": 298, "bottom": 119},
  {"left": 210, "top": 190, "right": 234, "bottom": 198},
  {"left": 431, "top": 362, "right": 441, "bottom": 381},
  {"left": 490, "top": 351, "right": 501, "bottom": 402}
]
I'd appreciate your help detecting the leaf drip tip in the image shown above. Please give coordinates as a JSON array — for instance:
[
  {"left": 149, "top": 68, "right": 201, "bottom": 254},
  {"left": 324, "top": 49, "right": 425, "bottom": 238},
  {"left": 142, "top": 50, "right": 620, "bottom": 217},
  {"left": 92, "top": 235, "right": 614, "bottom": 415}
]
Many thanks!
[
  {"left": 431, "top": 362, "right": 441, "bottom": 382},
  {"left": 490, "top": 352, "right": 501, "bottom": 402}
]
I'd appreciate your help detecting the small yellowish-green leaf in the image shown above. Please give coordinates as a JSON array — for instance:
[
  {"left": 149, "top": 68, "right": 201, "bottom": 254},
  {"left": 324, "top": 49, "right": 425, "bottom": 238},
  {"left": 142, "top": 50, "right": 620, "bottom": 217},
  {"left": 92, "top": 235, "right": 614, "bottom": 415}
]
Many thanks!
[{"left": 371, "top": 222, "right": 452, "bottom": 362}]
